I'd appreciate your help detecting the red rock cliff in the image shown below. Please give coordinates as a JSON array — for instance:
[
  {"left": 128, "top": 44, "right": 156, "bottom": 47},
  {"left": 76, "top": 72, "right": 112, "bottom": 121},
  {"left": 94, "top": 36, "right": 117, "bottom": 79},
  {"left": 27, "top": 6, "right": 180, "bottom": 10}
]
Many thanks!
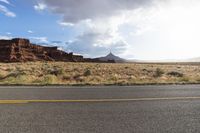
[{"left": 0, "top": 38, "right": 84, "bottom": 62}]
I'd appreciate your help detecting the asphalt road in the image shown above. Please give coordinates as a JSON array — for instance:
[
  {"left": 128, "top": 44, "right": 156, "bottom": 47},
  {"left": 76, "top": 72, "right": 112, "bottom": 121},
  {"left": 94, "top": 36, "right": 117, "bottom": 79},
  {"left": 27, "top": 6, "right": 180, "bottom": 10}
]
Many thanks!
[{"left": 0, "top": 85, "right": 200, "bottom": 133}]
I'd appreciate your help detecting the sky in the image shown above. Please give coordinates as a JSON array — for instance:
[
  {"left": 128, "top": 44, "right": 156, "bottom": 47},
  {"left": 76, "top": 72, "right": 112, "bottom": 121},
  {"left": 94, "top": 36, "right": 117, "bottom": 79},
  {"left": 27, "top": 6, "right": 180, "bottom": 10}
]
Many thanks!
[{"left": 1, "top": 0, "right": 200, "bottom": 60}]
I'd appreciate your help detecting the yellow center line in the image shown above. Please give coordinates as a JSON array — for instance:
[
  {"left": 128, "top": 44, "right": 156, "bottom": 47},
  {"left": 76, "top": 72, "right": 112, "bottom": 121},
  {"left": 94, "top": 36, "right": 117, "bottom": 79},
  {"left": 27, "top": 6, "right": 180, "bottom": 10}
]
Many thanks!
[{"left": 0, "top": 96, "right": 200, "bottom": 104}]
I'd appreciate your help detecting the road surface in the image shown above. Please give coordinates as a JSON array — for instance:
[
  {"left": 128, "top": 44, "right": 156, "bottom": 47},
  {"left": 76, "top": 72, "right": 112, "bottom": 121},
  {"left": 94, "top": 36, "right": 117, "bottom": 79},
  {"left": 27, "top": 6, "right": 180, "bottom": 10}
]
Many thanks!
[{"left": 0, "top": 85, "right": 200, "bottom": 133}]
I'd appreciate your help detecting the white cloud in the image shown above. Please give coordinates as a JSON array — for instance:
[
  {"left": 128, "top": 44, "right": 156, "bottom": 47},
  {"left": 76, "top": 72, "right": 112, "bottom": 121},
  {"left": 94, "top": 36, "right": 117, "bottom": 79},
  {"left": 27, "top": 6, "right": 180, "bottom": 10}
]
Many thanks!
[
  {"left": 58, "top": 21, "right": 74, "bottom": 27},
  {"left": 66, "top": 32, "right": 128, "bottom": 57},
  {"left": 0, "top": 4, "right": 16, "bottom": 17},
  {"left": 28, "top": 30, "right": 34, "bottom": 34},
  {"left": 39, "top": 0, "right": 151, "bottom": 23},
  {"left": 34, "top": 3, "right": 47, "bottom": 11},
  {"left": 35, "top": 0, "right": 200, "bottom": 59},
  {"left": 0, "top": 35, "right": 12, "bottom": 40},
  {"left": 66, "top": 17, "right": 129, "bottom": 57},
  {"left": 0, "top": 0, "right": 10, "bottom": 5},
  {"left": 35, "top": 0, "right": 152, "bottom": 57},
  {"left": 29, "top": 37, "right": 48, "bottom": 43}
]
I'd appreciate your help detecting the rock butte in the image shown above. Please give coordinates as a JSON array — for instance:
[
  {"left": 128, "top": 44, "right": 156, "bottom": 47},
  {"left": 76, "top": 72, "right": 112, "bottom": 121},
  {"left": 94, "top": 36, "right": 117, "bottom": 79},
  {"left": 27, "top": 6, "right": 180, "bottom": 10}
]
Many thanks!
[{"left": 0, "top": 38, "right": 115, "bottom": 63}]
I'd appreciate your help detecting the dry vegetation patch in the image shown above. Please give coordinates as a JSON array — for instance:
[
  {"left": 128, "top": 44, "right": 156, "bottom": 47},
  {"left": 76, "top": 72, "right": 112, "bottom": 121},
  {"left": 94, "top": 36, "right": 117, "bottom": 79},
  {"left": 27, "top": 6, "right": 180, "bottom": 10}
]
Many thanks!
[{"left": 0, "top": 62, "right": 199, "bottom": 85}]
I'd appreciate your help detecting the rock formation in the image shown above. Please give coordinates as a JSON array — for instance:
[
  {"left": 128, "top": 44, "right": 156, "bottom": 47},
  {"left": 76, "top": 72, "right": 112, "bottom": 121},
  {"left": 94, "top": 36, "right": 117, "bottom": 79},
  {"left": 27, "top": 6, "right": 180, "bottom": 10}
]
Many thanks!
[
  {"left": 95, "top": 52, "right": 126, "bottom": 63},
  {"left": 0, "top": 38, "right": 117, "bottom": 63},
  {"left": 0, "top": 38, "right": 84, "bottom": 62}
]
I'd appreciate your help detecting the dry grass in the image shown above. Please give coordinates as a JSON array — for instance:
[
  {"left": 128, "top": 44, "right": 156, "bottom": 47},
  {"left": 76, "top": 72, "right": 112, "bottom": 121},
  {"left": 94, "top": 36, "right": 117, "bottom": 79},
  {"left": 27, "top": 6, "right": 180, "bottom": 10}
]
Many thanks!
[{"left": 0, "top": 62, "right": 199, "bottom": 85}]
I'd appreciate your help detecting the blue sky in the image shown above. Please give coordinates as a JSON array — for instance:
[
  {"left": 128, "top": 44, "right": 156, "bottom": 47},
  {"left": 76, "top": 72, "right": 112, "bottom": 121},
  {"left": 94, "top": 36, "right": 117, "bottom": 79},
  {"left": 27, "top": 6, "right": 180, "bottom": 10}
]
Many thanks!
[
  {"left": 0, "top": 0, "right": 76, "bottom": 44},
  {"left": 1, "top": 0, "right": 200, "bottom": 60}
]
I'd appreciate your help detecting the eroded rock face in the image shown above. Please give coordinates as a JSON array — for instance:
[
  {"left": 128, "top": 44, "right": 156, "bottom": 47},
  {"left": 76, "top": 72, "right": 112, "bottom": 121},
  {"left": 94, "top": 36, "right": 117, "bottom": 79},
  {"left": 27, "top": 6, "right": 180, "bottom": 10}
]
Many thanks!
[{"left": 0, "top": 38, "right": 84, "bottom": 62}]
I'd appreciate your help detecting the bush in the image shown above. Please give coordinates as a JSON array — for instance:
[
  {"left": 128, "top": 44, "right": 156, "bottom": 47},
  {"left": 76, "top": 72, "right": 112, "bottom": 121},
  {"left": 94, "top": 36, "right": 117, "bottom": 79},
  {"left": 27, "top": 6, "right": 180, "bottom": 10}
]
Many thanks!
[
  {"left": 48, "top": 68, "right": 65, "bottom": 76},
  {"left": 153, "top": 68, "right": 164, "bottom": 77},
  {"left": 167, "top": 71, "right": 183, "bottom": 77},
  {"left": 0, "top": 74, "right": 5, "bottom": 80},
  {"left": 42, "top": 75, "right": 57, "bottom": 84},
  {"left": 84, "top": 69, "right": 92, "bottom": 76},
  {"left": 6, "top": 71, "right": 26, "bottom": 78},
  {"left": 62, "top": 75, "right": 71, "bottom": 80},
  {"left": 3, "top": 75, "right": 29, "bottom": 84},
  {"left": 180, "top": 77, "right": 189, "bottom": 82}
]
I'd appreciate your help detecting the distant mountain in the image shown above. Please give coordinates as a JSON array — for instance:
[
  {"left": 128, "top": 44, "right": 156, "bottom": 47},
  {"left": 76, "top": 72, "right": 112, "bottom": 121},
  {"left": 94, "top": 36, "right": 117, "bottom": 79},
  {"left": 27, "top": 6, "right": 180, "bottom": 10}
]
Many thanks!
[
  {"left": 95, "top": 52, "right": 126, "bottom": 63},
  {"left": 184, "top": 57, "right": 200, "bottom": 62},
  {"left": 128, "top": 57, "right": 200, "bottom": 63}
]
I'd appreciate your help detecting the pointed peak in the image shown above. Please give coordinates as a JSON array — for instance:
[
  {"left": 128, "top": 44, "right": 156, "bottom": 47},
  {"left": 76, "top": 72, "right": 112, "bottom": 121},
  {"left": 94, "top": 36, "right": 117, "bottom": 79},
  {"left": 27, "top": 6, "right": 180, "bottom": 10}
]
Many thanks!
[
  {"left": 97, "top": 51, "right": 126, "bottom": 63},
  {"left": 108, "top": 49, "right": 113, "bottom": 54},
  {"left": 106, "top": 51, "right": 115, "bottom": 57}
]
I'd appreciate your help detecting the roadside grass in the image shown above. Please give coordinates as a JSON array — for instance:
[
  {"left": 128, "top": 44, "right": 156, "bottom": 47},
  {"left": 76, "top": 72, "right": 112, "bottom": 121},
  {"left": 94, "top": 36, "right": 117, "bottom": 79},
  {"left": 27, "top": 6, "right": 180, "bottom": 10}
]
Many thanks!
[{"left": 0, "top": 62, "right": 199, "bottom": 85}]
